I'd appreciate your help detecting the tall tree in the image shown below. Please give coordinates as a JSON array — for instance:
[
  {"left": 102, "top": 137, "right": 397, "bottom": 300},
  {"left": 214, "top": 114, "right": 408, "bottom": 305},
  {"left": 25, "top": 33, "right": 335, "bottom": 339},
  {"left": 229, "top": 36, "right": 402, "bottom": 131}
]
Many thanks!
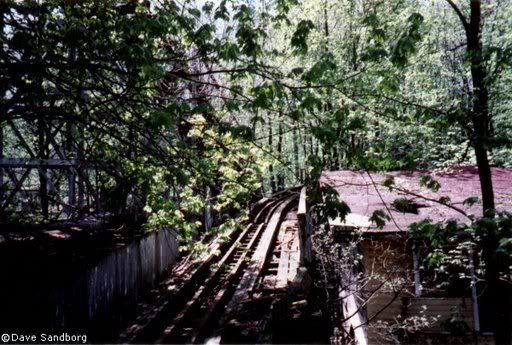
[
  {"left": 446, "top": 0, "right": 495, "bottom": 214},
  {"left": 446, "top": 1, "right": 509, "bottom": 343}
]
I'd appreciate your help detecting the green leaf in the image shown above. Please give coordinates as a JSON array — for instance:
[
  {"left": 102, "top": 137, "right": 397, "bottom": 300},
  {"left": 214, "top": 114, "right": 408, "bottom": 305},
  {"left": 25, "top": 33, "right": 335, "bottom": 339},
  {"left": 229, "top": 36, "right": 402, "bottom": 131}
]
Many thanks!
[
  {"left": 439, "top": 196, "right": 451, "bottom": 204},
  {"left": 325, "top": 199, "right": 351, "bottom": 220},
  {"left": 219, "top": 42, "right": 240, "bottom": 61},
  {"left": 175, "top": 170, "right": 189, "bottom": 185},
  {"left": 463, "top": 196, "right": 479, "bottom": 207},
  {"left": 390, "top": 13, "right": 424, "bottom": 67},
  {"left": 288, "top": 109, "right": 303, "bottom": 121},
  {"left": 218, "top": 123, "right": 254, "bottom": 141},
  {"left": 202, "top": 1, "right": 214, "bottom": 14},
  {"left": 311, "top": 125, "right": 338, "bottom": 146},
  {"left": 225, "top": 99, "right": 241, "bottom": 112},
  {"left": 383, "top": 175, "right": 395, "bottom": 189},
  {"left": 291, "top": 20, "right": 314, "bottom": 55},
  {"left": 419, "top": 174, "right": 441, "bottom": 192},
  {"left": 369, "top": 209, "right": 391, "bottom": 229},
  {"left": 214, "top": 0, "right": 229, "bottom": 20},
  {"left": 150, "top": 110, "right": 173, "bottom": 128},
  {"left": 188, "top": 8, "right": 201, "bottom": 18},
  {"left": 392, "top": 198, "right": 419, "bottom": 214},
  {"left": 290, "top": 67, "right": 304, "bottom": 76}
]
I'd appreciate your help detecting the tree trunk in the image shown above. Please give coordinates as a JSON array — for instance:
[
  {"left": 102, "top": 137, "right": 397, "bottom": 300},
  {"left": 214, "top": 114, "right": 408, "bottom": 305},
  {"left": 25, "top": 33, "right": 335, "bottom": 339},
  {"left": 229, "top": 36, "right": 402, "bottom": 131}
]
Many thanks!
[
  {"left": 445, "top": 0, "right": 506, "bottom": 341},
  {"left": 465, "top": 0, "right": 495, "bottom": 215},
  {"left": 267, "top": 118, "right": 276, "bottom": 193},
  {"left": 462, "top": 1, "right": 506, "bottom": 343},
  {"left": 293, "top": 124, "right": 301, "bottom": 182},
  {"left": 277, "top": 112, "right": 285, "bottom": 190}
]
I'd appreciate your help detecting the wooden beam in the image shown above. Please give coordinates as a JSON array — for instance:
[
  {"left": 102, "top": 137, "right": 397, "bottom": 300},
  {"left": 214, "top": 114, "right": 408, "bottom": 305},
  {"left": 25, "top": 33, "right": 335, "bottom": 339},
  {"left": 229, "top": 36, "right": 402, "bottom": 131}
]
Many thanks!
[
  {"left": 297, "top": 186, "right": 311, "bottom": 266},
  {"left": 1, "top": 168, "right": 31, "bottom": 210},
  {"left": 297, "top": 186, "right": 307, "bottom": 221},
  {"left": 66, "top": 122, "right": 76, "bottom": 209},
  {"left": 412, "top": 246, "right": 422, "bottom": 297},
  {"left": 276, "top": 226, "right": 298, "bottom": 289},
  {"left": 2, "top": 160, "right": 74, "bottom": 213},
  {"left": 0, "top": 158, "right": 85, "bottom": 168},
  {"left": 8, "top": 120, "right": 36, "bottom": 158},
  {"left": 468, "top": 252, "right": 481, "bottom": 332},
  {"left": 46, "top": 130, "right": 96, "bottom": 208}
]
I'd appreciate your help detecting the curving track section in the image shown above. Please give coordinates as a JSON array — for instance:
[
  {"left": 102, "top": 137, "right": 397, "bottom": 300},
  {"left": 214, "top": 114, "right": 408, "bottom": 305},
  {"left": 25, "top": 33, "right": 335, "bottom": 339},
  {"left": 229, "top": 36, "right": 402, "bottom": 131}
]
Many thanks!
[{"left": 119, "top": 188, "right": 301, "bottom": 344}]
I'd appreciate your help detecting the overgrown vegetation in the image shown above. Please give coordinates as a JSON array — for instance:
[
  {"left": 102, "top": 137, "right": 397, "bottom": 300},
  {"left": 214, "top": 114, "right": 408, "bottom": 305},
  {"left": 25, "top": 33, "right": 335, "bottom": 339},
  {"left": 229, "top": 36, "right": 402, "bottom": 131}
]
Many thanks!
[{"left": 1, "top": 0, "right": 512, "bottom": 343}]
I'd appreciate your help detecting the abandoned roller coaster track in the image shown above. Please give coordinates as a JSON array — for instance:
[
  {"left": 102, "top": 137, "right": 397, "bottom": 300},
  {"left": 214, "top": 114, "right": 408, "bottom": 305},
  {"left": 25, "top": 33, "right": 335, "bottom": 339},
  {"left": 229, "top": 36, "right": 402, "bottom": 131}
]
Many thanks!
[{"left": 119, "top": 187, "right": 306, "bottom": 344}]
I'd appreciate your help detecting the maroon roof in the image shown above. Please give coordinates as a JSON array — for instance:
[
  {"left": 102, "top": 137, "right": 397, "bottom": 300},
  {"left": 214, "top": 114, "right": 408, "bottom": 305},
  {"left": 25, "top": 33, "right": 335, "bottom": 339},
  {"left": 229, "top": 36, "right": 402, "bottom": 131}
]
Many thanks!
[{"left": 321, "top": 166, "right": 512, "bottom": 232}]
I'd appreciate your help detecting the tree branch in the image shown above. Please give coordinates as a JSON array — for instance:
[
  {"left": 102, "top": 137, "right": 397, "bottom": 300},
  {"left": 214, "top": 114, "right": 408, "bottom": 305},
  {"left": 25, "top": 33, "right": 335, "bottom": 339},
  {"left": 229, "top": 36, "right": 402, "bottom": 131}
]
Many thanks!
[{"left": 445, "top": 0, "right": 469, "bottom": 31}]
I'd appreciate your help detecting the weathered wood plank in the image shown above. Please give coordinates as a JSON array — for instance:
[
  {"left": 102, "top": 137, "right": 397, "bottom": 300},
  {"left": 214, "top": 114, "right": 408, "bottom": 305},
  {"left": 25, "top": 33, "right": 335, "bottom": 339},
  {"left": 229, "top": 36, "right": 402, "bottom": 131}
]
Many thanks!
[
  {"left": 276, "top": 227, "right": 293, "bottom": 289},
  {"left": 287, "top": 228, "right": 300, "bottom": 283},
  {"left": 297, "top": 186, "right": 307, "bottom": 221},
  {"left": 225, "top": 195, "right": 297, "bottom": 314},
  {"left": 297, "top": 186, "right": 309, "bottom": 265}
]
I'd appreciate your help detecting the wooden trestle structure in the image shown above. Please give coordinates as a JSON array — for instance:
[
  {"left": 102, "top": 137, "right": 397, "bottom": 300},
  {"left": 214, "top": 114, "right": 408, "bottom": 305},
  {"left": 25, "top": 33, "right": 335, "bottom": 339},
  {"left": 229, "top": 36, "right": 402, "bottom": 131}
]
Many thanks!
[{"left": 0, "top": 118, "right": 98, "bottom": 220}]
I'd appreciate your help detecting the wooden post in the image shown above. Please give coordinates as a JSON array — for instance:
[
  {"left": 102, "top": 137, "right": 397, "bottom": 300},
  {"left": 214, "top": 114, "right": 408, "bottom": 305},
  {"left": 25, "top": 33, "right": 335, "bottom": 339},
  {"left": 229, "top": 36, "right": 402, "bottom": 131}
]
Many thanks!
[
  {"left": 469, "top": 252, "right": 481, "bottom": 332},
  {"left": 412, "top": 244, "right": 422, "bottom": 297},
  {"left": 66, "top": 46, "right": 77, "bottom": 215},
  {"left": 297, "top": 186, "right": 311, "bottom": 266},
  {"left": 66, "top": 123, "right": 76, "bottom": 215},
  {"left": 38, "top": 118, "right": 49, "bottom": 219}
]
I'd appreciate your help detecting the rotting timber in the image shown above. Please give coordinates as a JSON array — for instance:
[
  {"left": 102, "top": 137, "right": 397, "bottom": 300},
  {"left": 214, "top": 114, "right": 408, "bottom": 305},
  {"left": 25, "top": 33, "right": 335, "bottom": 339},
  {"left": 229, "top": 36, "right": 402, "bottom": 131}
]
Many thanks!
[{"left": 118, "top": 186, "right": 330, "bottom": 344}]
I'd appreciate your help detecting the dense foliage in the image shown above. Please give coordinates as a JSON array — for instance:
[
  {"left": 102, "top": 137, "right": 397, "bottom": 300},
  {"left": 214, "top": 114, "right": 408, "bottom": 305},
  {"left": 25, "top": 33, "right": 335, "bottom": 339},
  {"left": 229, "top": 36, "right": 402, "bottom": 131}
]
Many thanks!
[{"left": 1, "top": 0, "right": 512, "bottom": 341}]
